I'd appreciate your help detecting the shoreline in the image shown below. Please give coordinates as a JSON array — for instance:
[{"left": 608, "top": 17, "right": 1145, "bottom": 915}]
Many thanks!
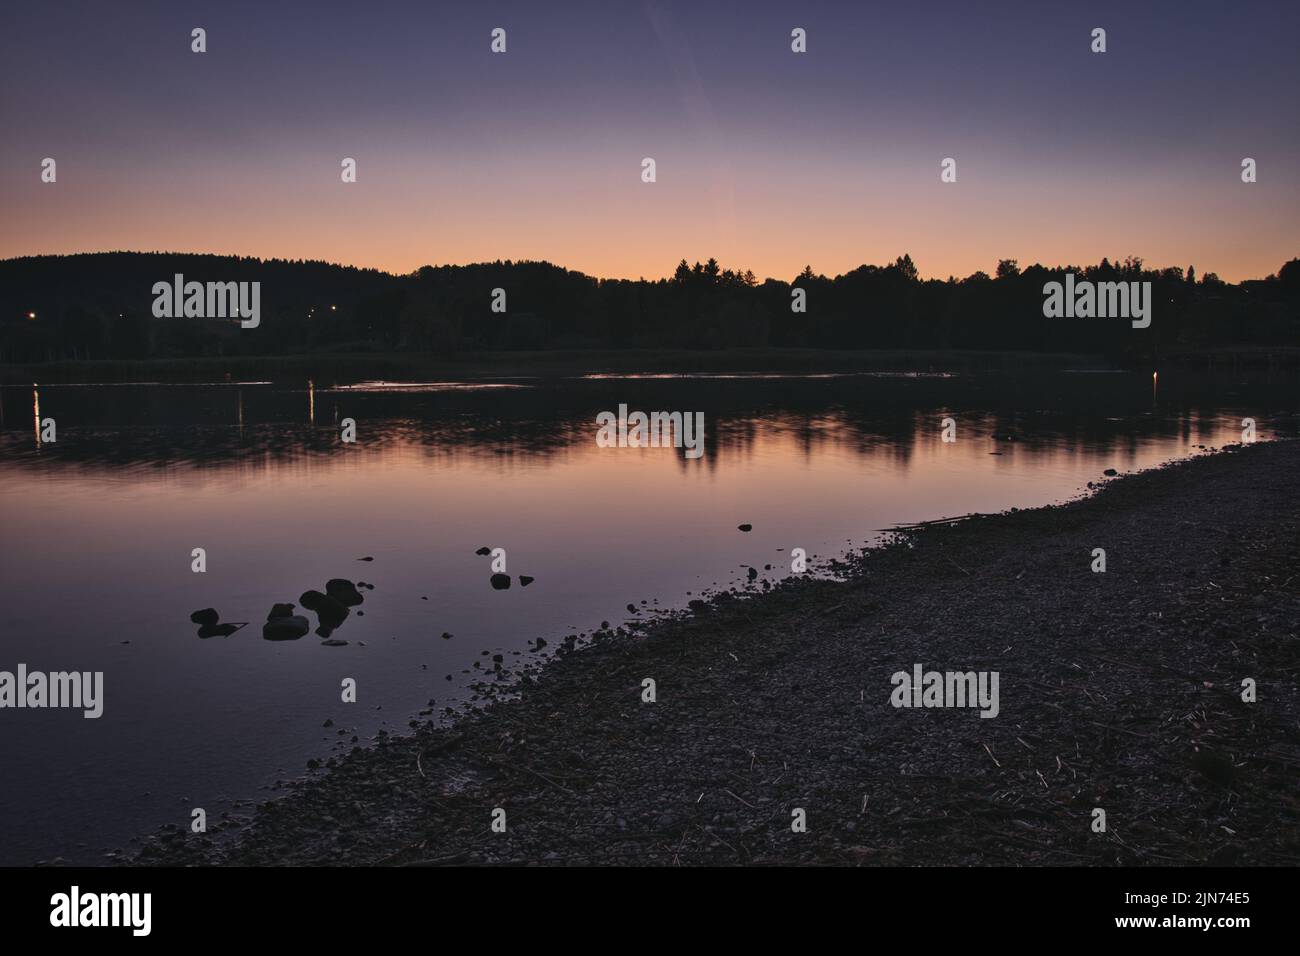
[
  {"left": 128, "top": 441, "right": 1300, "bottom": 866},
  {"left": 5, "top": 346, "right": 1298, "bottom": 387},
  {"left": 2, "top": 348, "right": 1107, "bottom": 385}
]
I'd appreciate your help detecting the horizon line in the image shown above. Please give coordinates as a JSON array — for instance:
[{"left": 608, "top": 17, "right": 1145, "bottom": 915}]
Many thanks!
[{"left": 2, "top": 248, "right": 1294, "bottom": 286}]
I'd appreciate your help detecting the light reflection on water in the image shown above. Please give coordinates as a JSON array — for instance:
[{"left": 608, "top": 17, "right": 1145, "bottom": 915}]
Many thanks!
[{"left": 0, "top": 370, "right": 1295, "bottom": 863}]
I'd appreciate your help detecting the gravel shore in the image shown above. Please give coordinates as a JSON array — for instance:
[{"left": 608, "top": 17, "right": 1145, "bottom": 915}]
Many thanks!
[{"left": 132, "top": 440, "right": 1300, "bottom": 866}]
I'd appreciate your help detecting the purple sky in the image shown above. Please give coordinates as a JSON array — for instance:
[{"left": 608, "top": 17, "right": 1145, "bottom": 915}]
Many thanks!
[{"left": 1, "top": 0, "right": 1296, "bottom": 281}]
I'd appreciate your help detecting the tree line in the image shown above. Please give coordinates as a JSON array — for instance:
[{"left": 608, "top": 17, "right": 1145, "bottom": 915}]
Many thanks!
[{"left": 1, "top": 251, "right": 1296, "bottom": 364}]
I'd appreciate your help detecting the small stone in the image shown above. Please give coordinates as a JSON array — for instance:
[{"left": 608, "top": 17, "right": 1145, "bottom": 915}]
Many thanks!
[
  {"left": 263, "top": 615, "right": 311, "bottom": 641},
  {"left": 267, "top": 603, "right": 295, "bottom": 621},
  {"left": 198, "top": 622, "right": 244, "bottom": 639},
  {"left": 326, "top": 579, "right": 364, "bottom": 607}
]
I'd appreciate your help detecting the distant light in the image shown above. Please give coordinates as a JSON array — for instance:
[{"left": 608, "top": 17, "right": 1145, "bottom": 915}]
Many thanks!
[
  {"left": 27, "top": 311, "right": 36, "bottom": 319},
  {"left": 331, "top": 305, "right": 336, "bottom": 311}
]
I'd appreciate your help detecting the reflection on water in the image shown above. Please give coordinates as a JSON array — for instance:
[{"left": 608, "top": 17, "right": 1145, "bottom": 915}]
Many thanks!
[
  {"left": 0, "top": 370, "right": 1295, "bottom": 864},
  {"left": 326, "top": 381, "right": 533, "bottom": 392},
  {"left": 579, "top": 371, "right": 954, "bottom": 380}
]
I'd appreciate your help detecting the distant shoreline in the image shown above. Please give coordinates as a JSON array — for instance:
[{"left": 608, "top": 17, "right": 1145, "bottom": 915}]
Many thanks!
[
  {"left": 0, "top": 348, "right": 1099, "bottom": 385},
  {"left": 6, "top": 346, "right": 1298, "bottom": 387},
  {"left": 126, "top": 439, "right": 1300, "bottom": 866},
  {"left": 8, "top": 346, "right": 1297, "bottom": 386}
]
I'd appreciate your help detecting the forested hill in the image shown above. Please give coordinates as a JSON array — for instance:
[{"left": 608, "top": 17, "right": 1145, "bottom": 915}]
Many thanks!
[{"left": 2, "top": 251, "right": 1297, "bottom": 363}]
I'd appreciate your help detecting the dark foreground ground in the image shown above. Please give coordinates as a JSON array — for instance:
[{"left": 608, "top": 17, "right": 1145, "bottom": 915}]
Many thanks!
[{"left": 132, "top": 441, "right": 1300, "bottom": 866}]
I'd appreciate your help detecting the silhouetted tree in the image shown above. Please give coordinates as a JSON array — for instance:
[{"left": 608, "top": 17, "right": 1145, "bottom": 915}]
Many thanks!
[
  {"left": 0, "top": 251, "right": 1295, "bottom": 365},
  {"left": 893, "top": 254, "right": 919, "bottom": 281}
]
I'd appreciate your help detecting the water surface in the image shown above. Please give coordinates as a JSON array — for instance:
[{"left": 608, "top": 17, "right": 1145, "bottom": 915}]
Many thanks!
[{"left": 0, "top": 369, "right": 1295, "bottom": 863}]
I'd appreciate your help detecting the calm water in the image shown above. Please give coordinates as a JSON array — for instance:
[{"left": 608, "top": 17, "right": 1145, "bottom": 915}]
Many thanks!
[{"left": 0, "top": 369, "right": 1296, "bottom": 864}]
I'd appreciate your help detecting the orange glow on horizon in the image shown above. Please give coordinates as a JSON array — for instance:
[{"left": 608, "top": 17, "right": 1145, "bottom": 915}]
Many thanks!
[{"left": 2, "top": 154, "right": 1293, "bottom": 285}]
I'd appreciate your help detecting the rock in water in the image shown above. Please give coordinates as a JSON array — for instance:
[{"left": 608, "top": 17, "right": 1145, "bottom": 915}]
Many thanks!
[
  {"left": 325, "top": 579, "right": 364, "bottom": 607},
  {"left": 267, "top": 603, "right": 295, "bottom": 621},
  {"left": 190, "top": 608, "right": 220, "bottom": 627},
  {"left": 300, "top": 590, "right": 350, "bottom": 624},
  {"left": 475, "top": 546, "right": 492, "bottom": 556},
  {"left": 519, "top": 575, "right": 535, "bottom": 587},
  {"left": 490, "top": 573, "right": 511, "bottom": 590},
  {"left": 198, "top": 622, "right": 244, "bottom": 639},
  {"left": 737, "top": 523, "right": 753, "bottom": 532},
  {"left": 263, "top": 615, "right": 311, "bottom": 641}
]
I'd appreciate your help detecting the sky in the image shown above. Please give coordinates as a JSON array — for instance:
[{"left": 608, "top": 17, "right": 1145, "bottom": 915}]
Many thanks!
[{"left": 1, "top": 0, "right": 1297, "bottom": 282}]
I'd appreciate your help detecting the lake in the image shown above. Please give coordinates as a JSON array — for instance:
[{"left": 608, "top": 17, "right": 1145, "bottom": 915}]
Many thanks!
[{"left": 0, "top": 367, "right": 1295, "bottom": 864}]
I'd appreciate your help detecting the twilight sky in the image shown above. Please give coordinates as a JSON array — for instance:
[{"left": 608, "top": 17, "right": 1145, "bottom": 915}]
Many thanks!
[{"left": 1, "top": 0, "right": 1296, "bottom": 282}]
